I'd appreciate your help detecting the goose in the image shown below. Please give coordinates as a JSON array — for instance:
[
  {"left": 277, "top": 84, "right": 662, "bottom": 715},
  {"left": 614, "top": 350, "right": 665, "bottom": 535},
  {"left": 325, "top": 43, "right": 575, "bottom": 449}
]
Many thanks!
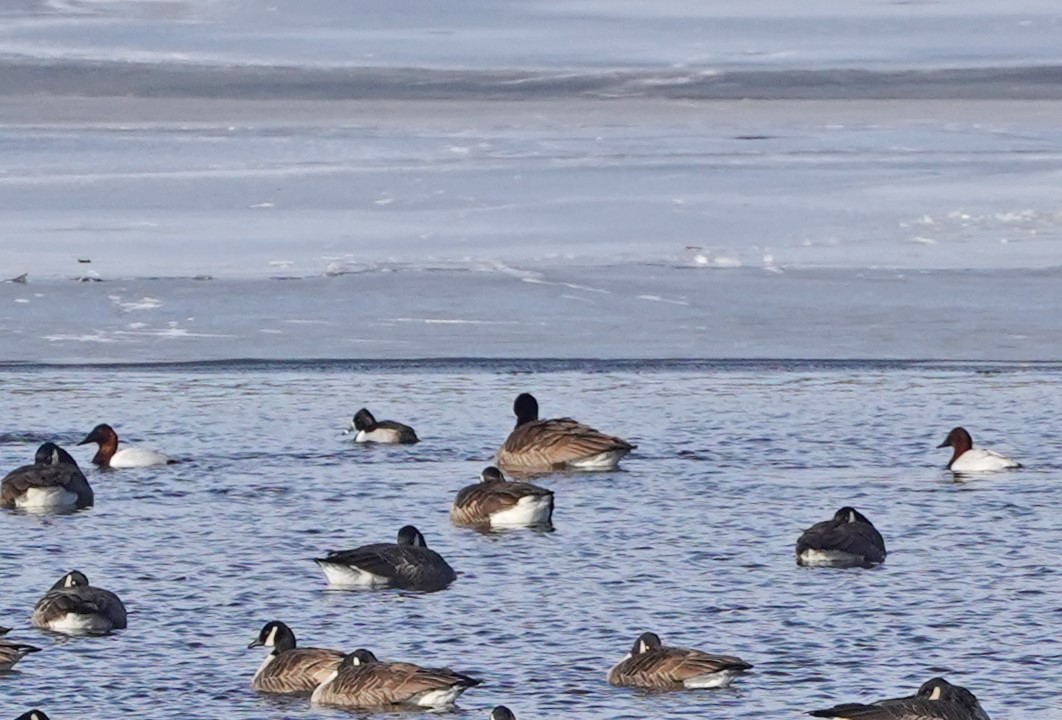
[
  {"left": 31, "top": 571, "right": 127, "bottom": 634},
  {"left": 796, "top": 507, "right": 887, "bottom": 568},
  {"left": 1, "top": 443, "right": 93, "bottom": 510},
  {"left": 809, "top": 677, "right": 992, "bottom": 719},
  {"left": 937, "top": 427, "right": 1020, "bottom": 474},
  {"left": 607, "top": 632, "right": 752, "bottom": 689},
  {"left": 247, "top": 620, "right": 342, "bottom": 694},
  {"left": 495, "top": 393, "right": 634, "bottom": 474},
  {"left": 490, "top": 707, "right": 517, "bottom": 720},
  {"left": 310, "top": 648, "right": 481, "bottom": 710},
  {"left": 15, "top": 712, "right": 50, "bottom": 720},
  {"left": 314, "top": 525, "right": 456, "bottom": 592},
  {"left": 343, "top": 408, "right": 418, "bottom": 444},
  {"left": 77, "top": 423, "right": 173, "bottom": 468},
  {"left": 450, "top": 466, "right": 554, "bottom": 529},
  {"left": 0, "top": 627, "right": 41, "bottom": 671}
]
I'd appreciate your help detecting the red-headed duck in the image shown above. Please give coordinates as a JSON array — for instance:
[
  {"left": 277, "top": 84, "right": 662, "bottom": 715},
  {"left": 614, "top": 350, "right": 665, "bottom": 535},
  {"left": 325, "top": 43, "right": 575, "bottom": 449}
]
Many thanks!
[
  {"left": 78, "top": 423, "right": 173, "bottom": 468},
  {"left": 937, "top": 426, "right": 1021, "bottom": 473}
]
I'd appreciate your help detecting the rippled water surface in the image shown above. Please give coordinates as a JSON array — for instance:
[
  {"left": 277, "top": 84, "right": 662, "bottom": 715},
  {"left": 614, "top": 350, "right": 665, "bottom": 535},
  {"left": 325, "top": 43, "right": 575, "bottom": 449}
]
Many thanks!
[{"left": 0, "top": 361, "right": 1059, "bottom": 718}]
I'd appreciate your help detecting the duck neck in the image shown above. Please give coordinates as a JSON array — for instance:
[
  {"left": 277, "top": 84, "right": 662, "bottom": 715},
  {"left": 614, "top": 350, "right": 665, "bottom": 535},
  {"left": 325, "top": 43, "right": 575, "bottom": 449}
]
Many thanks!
[{"left": 92, "top": 438, "right": 118, "bottom": 467}]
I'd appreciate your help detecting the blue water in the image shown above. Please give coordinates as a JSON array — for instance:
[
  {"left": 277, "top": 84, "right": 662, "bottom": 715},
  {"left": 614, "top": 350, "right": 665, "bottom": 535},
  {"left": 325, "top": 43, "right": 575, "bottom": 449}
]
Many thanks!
[{"left": 1, "top": 361, "right": 1059, "bottom": 718}]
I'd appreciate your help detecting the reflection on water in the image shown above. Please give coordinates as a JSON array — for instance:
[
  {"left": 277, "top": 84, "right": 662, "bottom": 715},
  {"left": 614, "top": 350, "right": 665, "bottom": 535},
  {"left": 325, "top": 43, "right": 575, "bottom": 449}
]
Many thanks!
[{"left": 0, "top": 362, "right": 1058, "bottom": 718}]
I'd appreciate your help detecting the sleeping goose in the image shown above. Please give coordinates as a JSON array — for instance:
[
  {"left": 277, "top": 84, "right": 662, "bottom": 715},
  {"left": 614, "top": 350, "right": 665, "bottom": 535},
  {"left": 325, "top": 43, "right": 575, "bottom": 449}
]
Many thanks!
[
  {"left": 495, "top": 393, "right": 634, "bottom": 474},
  {"left": 0, "top": 627, "right": 41, "bottom": 671},
  {"left": 808, "top": 677, "right": 992, "bottom": 719},
  {"left": 1, "top": 442, "right": 93, "bottom": 510},
  {"left": 450, "top": 466, "right": 554, "bottom": 529},
  {"left": 490, "top": 707, "right": 517, "bottom": 720},
  {"left": 15, "top": 712, "right": 50, "bottom": 720},
  {"left": 77, "top": 423, "right": 173, "bottom": 468},
  {"left": 796, "top": 507, "right": 887, "bottom": 568},
  {"left": 310, "top": 648, "right": 481, "bottom": 710},
  {"left": 607, "top": 632, "right": 752, "bottom": 689},
  {"left": 314, "top": 525, "right": 456, "bottom": 592},
  {"left": 247, "top": 620, "right": 343, "bottom": 694},
  {"left": 343, "top": 408, "right": 418, "bottom": 444},
  {"left": 937, "top": 427, "right": 1021, "bottom": 474},
  {"left": 31, "top": 571, "right": 127, "bottom": 634}
]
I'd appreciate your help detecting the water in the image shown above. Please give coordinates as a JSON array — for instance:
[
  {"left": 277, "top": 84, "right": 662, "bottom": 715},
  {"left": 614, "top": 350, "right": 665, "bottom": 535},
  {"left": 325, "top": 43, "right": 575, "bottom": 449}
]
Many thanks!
[{"left": 1, "top": 361, "right": 1059, "bottom": 718}]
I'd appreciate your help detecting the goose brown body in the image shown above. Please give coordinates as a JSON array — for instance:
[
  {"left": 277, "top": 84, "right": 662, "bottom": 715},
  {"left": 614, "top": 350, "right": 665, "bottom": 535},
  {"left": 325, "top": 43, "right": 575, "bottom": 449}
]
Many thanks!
[
  {"left": 311, "top": 649, "right": 481, "bottom": 709},
  {"left": 495, "top": 394, "right": 633, "bottom": 474},
  {"left": 607, "top": 632, "right": 752, "bottom": 689},
  {"left": 450, "top": 467, "right": 554, "bottom": 528},
  {"left": 248, "top": 621, "right": 342, "bottom": 694}
]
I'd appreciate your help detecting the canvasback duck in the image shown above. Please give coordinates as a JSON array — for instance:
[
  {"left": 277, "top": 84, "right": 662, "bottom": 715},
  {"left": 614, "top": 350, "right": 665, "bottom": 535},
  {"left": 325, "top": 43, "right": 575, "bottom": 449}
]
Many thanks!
[
  {"left": 310, "top": 648, "right": 481, "bottom": 710},
  {"left": 1, "top": 443, "right": 93, "bottom": 510},
  {"left": 343, "top": 408, "right": 418, "bottom": 444},
  {"left": 248, "top": 621, "right": 343, "bottom": 694},
  {"left": 450, "top": 466, "right": 554, "bottom": 530},
  {"left": 937, "top": 427, "right": 1021, "bottom": 473},
  {"left": 607, "top": 632, "right": 752, "bottom": 690},
  {"left": 0, "top": 628, "right": 41, "bottom": 671},
  {"left": 495, "top": 393, "right": 634, "bottom": 474},
  {"left": 314, "top": 525, "right": 456, "bottom": 592},
  {"left": 31, "top": 570, "right": 127, "bottom": 634},
  {"left": 796, "top": 507, "right": 887, "bottom": 568},
  {"left": 77, "top": 424, "right": 173, "bottom": 468},
  {"left": 809, "top": 677, "right": 992, "bottom": 720}
]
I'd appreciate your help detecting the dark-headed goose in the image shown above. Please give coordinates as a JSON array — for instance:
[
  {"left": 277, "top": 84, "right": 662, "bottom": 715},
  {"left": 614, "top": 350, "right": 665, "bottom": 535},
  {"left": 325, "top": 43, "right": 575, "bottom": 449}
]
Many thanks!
[
  {"left": 315, "top": 525, "right": 456, "bottom": 592},
  {"left": 796, "top": 507, "right": 887, "bottom": 568},
  {"left": 450, "top": 466, "right": 554, "bottom": 529},
  {"left": 248, "top": 620, "right": 342, "bottom": 694},
  {"left": 1, "top": 443, "right": 93, "bottom": 510},
  {"left": 31, "top": 571, "right": 127, "bottom": 634},
  {"left": 607, "top": 632, "right": 752, "bottom": 689}
]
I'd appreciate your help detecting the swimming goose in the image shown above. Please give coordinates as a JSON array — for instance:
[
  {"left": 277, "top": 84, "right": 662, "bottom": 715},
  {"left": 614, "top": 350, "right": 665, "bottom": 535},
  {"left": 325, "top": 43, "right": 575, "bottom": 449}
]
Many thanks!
[
  {"left": 808, "top": 677, "right": 992, "bottom": 719},
  {"left": 450, "top": 466, "right": 554, "bottom": 529},
  {"left": 796, "top": 507, "right": 887, "bottom": 568},
  {"left": 495, "top": 393, "right": 634, "bottom": 474},
  {"left": 310, "top": 648, "right": 481, "bottom": 710},
  {"left": 937, "top": 427, "right": 1020, "bottom": 473},
  {"left": 15, "top": 712, "right": 50, "bottom": 720},
  {"left": 77, "top": 423, "right": 173, "bottom": 468},
  {"left": 343, "top": 408, "right": 418, "bottom": 444},
  {"left": 247, "top": 620, "right": 342, "bottom": 694},
  {"left": 314, "top": 525, "right": 456, "bottom": 592},
  {"left": 607, "top": 632, "right": 752, "bottom": 689},
  {"left": 31, "top": 571, "right": 127, "bottom": 634},
  {"left": 1, "top": 443, "right": 93, "bottom": 510},
  {"left": 490, "top": 707, "right": 517, "bottom": 720},
  {"left": 0, "top": 628, "right": 41, "bottom": 671}
]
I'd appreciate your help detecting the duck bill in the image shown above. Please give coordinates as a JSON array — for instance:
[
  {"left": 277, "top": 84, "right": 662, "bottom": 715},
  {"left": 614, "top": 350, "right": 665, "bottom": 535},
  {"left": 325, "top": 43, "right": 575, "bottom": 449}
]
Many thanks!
[{"left": 936, "top": 440, "right": 950, "bottom": 448}]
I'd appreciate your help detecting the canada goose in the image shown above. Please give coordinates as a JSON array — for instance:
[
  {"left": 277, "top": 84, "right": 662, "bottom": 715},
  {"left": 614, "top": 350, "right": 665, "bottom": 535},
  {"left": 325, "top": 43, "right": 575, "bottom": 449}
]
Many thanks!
[
  {"left": 809, "top": 677, "right": 992, "bottom": 719},
  {"left": 31, "top": 571, "right": 127, "bottom": 634},
  {"left": 344, "top": 408, "right": 418, "bottom": 444},
  {"left": 315, "top": 525, "right": 456, "bottom": 592},
  {"left": 450, "top": 466, "right": 554, "bottom": 529},
  {"left": 15, "top": 712, "right": 50, "bottom": 720},
  {"left": 607, "top": 632, "right": 752, "bottom": 689},
  {"left": 0, "top": 627, "right": 41, "bottom": 671},
  {"left": 495, "top": 393, "right": 634, "bottom": 474},
  {"left": 490, "top": 707, "right": 517, "bottom": 720},
  {"left": 796, "top": 507, "right": 887, "bottom": 568},
  {"left": 1, "top": 442, "right": 93, "bottom": 510},
  {"left": 247, "top": 620, "right": 342, "bottom": 694},
  {"left": 310, "top": 648, "right": 481, "bottom": 710},
  {"left": 937, "top": 427, "right": 1021, "bottom": 473},
  {"left": 77, "top": 423, "right": 173, "bottom": 468}
]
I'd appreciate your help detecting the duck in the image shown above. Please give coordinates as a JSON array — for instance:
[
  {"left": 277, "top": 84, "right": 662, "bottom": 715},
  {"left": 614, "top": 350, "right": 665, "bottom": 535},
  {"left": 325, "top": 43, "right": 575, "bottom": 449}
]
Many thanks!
[
  {"left": 490, "top": 708, "right": 516, "bottom": 720},
  {"left": 450, "top": 466, "right": 554, "bottom": 529},
  {"left": 77, "top": 423, "right": 173, "bottom": 468},
  {"left": 247, "top": 620, "right": 343, "bottom": 694},
  {"left": 0, "top": 627, "right": 42, "bottom": 671},
  {"left": 314, "top": 525, "right": 456, "bottom": 592},
  {"left": 607, "top": 632, "right": 752, "bottom": 689},
  {"left": 809, "top": 676, "right": 992, "bottom": 719},
  {"left": 31, "top": 571, "right": 127, "bottom": 634},
  {"left": 15, "top": 712, "right": 50, "bottom": 720},
  {"left": 343, "top": 408, "right": 418, "bottom": 444},
  {"left": 310, "top": 648, "right": 481, "bottom": 710},
  {"left": 937, "top": 427, "right": 1021, "bottom": 473},
  {"left": 1, "top": 442, "right": 93, "bottom": 510},
  {"left": 495, "top": 393, "right": 634, "bottom": 474},
  {"left": 796, "top": 507, "right": 887, "bottom": 568}
]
